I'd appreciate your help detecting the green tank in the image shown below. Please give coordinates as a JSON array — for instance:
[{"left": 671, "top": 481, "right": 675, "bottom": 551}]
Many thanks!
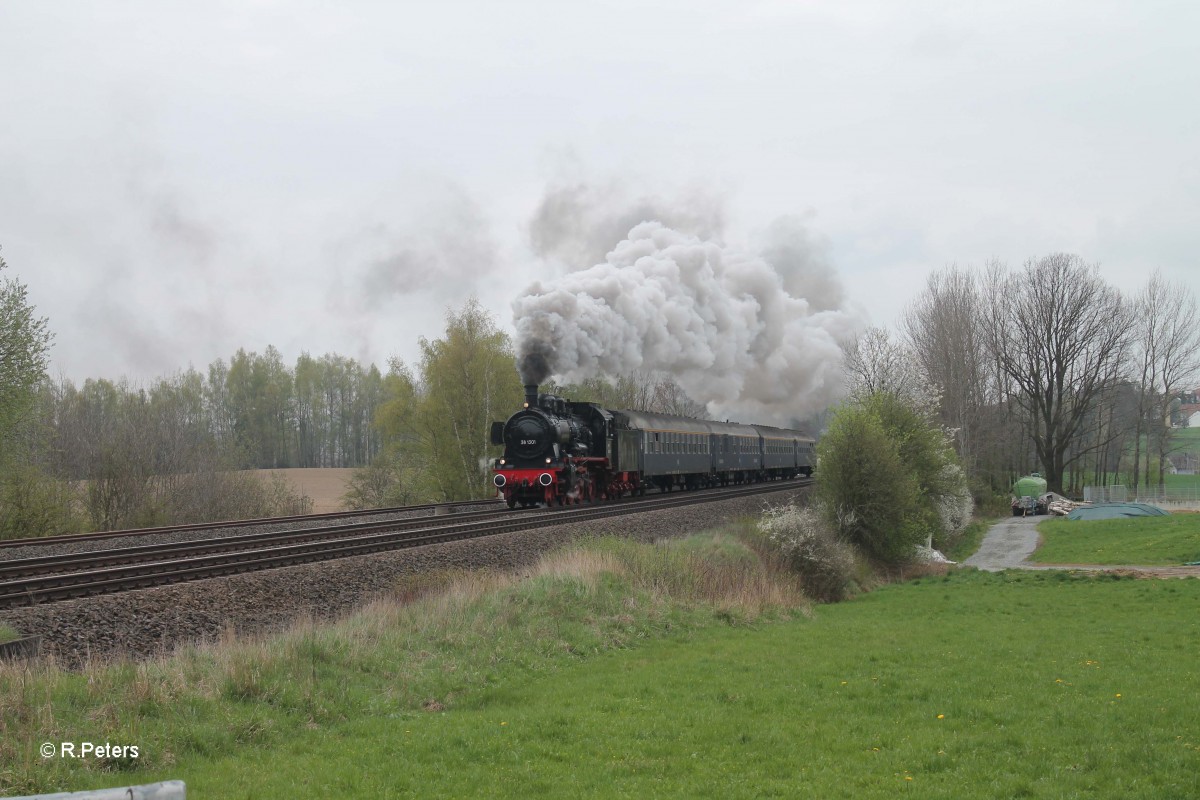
[
  {"left": 1013, "top": 474, "right": 1048, "bottom": 498},
  {"left": 1011, "top": 473, "right": 1048, "bottom": 516}
]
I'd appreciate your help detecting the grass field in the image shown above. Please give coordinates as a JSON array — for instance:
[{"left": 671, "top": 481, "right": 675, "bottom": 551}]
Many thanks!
[
  {"left": 1171, "top": 427, "right": 1200, "bottom": 443},
  {"left": 0, "top": 624, "right": 17, "bottom": 644},
  {"left": 55, "top": 572, "right": 1200, "bottom": 798},
  {"left": 1034, "top": 514, "right": 1200, "bottom": 565},
  {"left": 4, "top": 530, "right": 1198, "bottom": 798}
]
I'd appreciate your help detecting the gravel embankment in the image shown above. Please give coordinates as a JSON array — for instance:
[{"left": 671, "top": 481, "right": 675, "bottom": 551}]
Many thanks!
[{"left": 0, "top": 489, "right": 808, "bottom": 668}]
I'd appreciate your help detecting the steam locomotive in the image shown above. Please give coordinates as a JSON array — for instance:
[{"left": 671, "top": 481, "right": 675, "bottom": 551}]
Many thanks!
[{"left": 490, "top": 384, "right": 815, "bottom": 508}]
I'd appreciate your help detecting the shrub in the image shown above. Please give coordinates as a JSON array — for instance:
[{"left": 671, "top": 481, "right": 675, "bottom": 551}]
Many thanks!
[
  {"left": 343, "top": 458, "right": 418, "bottom": 510},
  {"left": 816, "top": 391, "right": 973, "bottom": 563},
  {"left": 815, "top": 404, "right": 923, "bottom": 563},
  {"left": 757, "top": 501, "right": 857, "bottom": 602},
  {"left": 0, "top": 464, "right": 82, "bottom": 539},
  {"left": 933, "top": 462, "right": 974, "bottom": 549}
]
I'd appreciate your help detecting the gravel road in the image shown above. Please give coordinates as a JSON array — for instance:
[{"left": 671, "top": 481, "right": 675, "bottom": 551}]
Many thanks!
[{"left": 963, "top": 515, "right": 1041, "bottom": 571}]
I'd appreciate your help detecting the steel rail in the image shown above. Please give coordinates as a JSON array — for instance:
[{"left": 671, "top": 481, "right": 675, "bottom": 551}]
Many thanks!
[
  {"left": 0, "top": 498, "right": 502, "bottom": 550},
  {"left": 0, "top": 506, "right": 543, "bottom": 580},
  {"left": 0, "top": 480, "right": 811, "bottom": 608}
]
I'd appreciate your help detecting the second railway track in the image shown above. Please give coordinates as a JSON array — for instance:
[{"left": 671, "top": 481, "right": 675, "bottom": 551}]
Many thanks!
[{"left": 0, "top": 480, "right": 811, "bottom": 609}]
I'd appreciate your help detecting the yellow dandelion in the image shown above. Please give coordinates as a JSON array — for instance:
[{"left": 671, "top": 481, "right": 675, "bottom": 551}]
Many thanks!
[
  {"left": 841, "top": 681, "right": 848, "bottom": 685},
  {"left": 905, "top": 776, "right": 913, "bottom": 781},
  {"left": 937, "top": 714, "right": 945, "bottom": 719},
  {"left": 1115, "top": 694, "right": 1121, "bottom": 698},
  {"left": 501, "top": 721, "right": 508, "bottom": 726}
]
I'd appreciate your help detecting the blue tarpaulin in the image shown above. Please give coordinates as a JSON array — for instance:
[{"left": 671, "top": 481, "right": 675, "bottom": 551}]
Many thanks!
[{"left": 1066, "top": 503, "right": 1169, "bottom": 521}]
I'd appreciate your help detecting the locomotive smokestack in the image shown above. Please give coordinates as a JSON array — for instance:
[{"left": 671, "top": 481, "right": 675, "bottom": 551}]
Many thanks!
[{"left": 524, "top": 383, "right": 538, "bottom": 408}]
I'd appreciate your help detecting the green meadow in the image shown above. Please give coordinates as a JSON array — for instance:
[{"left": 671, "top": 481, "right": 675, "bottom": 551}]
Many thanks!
[
  {"left": 3, "top": 530, "right": 1198, "bottom": 798},
  {"left": 1035, "top": 514, "right": 1200, "bottom": 565}
]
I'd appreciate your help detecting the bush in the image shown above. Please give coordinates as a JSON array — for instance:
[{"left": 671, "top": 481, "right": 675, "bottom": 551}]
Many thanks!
[
  {"left": 816, "top": 391, "right": 972, "bottom": 563},
  {"left": 757, "top": 501, "right": 857, "bottom": 602},
  {"left": 0, "top": 464, "right": 82, "bottom": 539},
  {"left": 933, "top": 462, "right": 974, "bottom": 550},
  {"left": 342, "top": 458, "right": 418, "bottom": 510},
  {"left": 815, "top": 404, "right": 923, "bottom": 563}
]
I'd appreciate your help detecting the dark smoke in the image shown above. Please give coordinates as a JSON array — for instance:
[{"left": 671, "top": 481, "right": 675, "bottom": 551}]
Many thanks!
[{"left": 517, "top": 335, "right": 556, "bottom": 385}]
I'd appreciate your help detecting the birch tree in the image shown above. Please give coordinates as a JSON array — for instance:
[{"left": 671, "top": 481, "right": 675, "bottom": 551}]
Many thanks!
[
  {"left": 0, "top": 250, "right": 52, "bottom": 452},
  {"left": 417, "top": 299, "right": 522, "bottom": 500}
]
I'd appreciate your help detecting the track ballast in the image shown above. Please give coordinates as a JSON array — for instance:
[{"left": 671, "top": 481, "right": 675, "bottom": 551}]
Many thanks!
[{"left": 0, "top": 480, "right": 811, "bottom": 609}]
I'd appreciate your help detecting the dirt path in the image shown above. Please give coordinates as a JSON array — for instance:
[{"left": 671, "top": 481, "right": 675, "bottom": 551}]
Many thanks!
[
  {"left": 965, "top": 516, "right": 1200, "bottom": 577},
  {"left": 963, "top": 515, "right": 1040, "bottom": 571}
]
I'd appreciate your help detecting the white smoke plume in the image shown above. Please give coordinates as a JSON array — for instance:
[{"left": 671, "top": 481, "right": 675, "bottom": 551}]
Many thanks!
[
  {"left": 529, "top": 179, "right": 725, "bottom": 270},
  {"left": 755, "top": 215, "right": 845, "bottom": 312},
  {"left": 513, "top": 221, "right": 862, "bottom": 423}
]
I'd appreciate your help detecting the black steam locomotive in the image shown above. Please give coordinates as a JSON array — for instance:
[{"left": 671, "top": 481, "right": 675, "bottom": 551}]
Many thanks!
[{"left": 490, "top": 384, "right": 815, "bottom": 508}]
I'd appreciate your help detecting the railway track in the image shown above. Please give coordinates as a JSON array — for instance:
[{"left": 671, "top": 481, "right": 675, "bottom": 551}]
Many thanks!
[
  {"left": 0, "top": 498, "right": 501, "bottom": 551},
  {"left": 0, "top": 480, "right": 811, "bottom": 609}
]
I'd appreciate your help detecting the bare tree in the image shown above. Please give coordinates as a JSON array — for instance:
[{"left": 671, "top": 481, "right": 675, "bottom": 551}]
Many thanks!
[
  {"left": 903, "top": 266, "right": 989, "bottom": 472},
  {"left": 981, "top": 254, "right": 1131, "bottom": 494},
  {"left": 1131, "top": 272, "right": 1200, "bottom": 492},
  {"left": 842, "top": 327, "right": 930, "bottom": 406}
]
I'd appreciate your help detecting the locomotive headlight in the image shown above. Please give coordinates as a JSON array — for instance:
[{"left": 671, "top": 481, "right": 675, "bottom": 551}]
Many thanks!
[
  {"left": 545, "top": 457, "right": 552, "bottom": 463},
  {"left": 499, "top": 459, "right": 506, "bottom": 465}
]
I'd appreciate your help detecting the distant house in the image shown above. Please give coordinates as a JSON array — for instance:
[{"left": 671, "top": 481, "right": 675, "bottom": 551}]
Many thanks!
[{"left": 1190, "top": 411, "right": 1200, "bottom": 430}]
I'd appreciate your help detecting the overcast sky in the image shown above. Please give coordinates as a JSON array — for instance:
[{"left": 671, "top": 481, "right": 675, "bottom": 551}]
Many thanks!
[{"left": 2, "top": 1, "right": 1197, "bottom": 385}]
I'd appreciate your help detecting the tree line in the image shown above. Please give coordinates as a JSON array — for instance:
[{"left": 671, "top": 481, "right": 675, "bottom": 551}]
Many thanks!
[
  {"left": 6, "top": 244, "right": 1195, "bottom": 536},
  {"left": 846, "top": 255, "right": 1200, "bottom": 497}
]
